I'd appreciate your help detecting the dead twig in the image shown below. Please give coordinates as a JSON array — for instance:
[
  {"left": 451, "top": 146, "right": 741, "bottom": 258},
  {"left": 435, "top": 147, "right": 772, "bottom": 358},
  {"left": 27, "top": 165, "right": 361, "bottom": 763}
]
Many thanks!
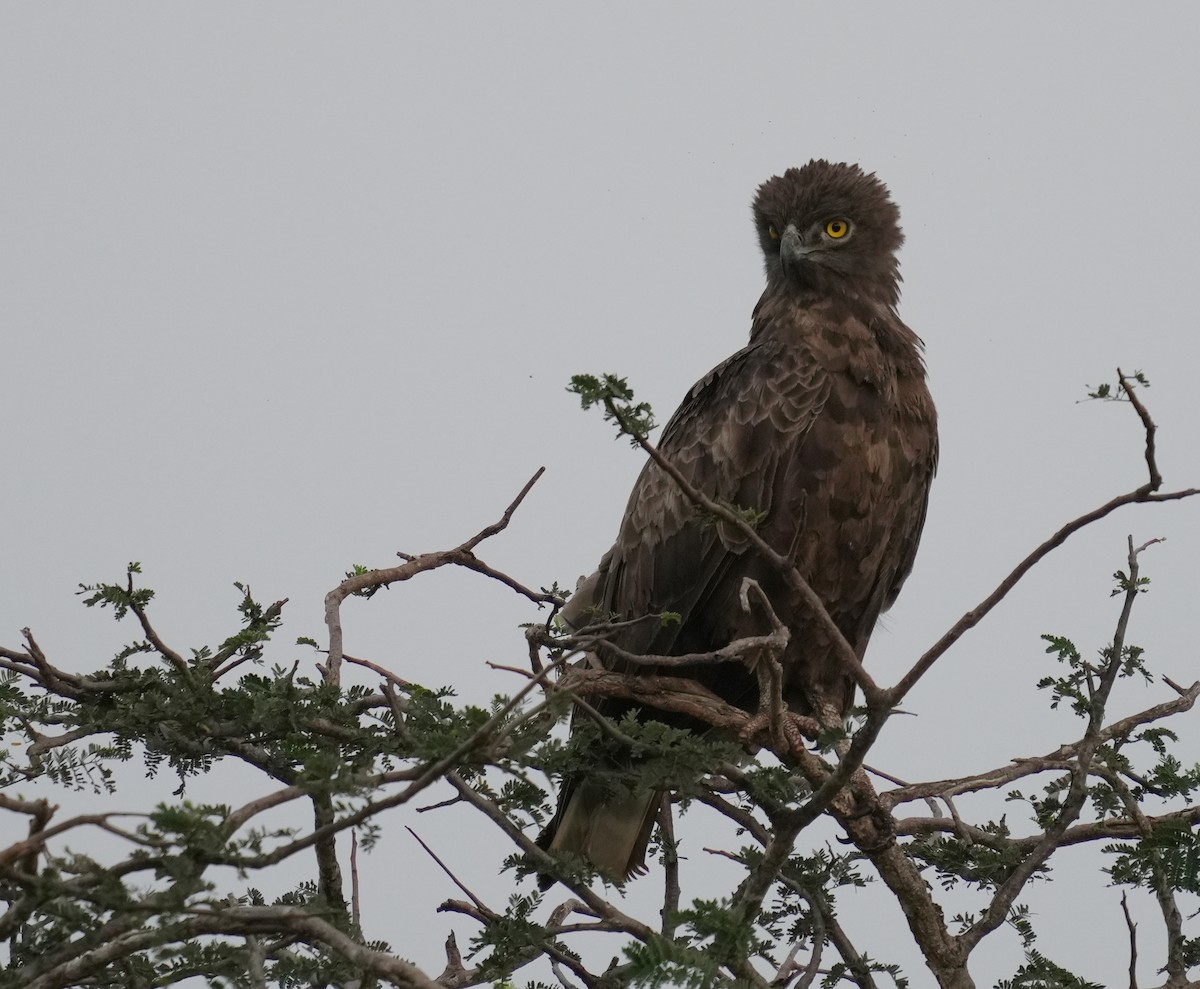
[
  {"left": 1121, "top": 892, "right": 1138, "bottom": 989},
  {"left": 408, "top": 828, "right": 493, "bottom": 916},
  {"left": 323, "top": 467, "right": 551, "bottom": 683}
]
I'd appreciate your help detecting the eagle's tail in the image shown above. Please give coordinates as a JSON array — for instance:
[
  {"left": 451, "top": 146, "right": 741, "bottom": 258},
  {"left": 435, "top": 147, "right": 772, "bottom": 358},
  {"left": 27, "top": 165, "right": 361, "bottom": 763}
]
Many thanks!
[{"left": 537, "top": 781, "right": 659, "bottom": 889}]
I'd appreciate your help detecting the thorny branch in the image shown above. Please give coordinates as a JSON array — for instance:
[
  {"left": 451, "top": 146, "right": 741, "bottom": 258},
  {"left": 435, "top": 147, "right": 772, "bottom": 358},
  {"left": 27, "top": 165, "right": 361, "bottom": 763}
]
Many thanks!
[
  {"left": 437, "top": 897, "right": 604, "bottom": 989},
  {"left": 894, "top": 804, "right": 1200, "bottom": 852}
]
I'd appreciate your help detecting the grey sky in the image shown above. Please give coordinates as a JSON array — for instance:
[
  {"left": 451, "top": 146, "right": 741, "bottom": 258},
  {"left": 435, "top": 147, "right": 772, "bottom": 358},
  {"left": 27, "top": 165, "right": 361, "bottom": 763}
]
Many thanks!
[{"left": 3, "top": 4, "right": 1199, "bottom": 985}]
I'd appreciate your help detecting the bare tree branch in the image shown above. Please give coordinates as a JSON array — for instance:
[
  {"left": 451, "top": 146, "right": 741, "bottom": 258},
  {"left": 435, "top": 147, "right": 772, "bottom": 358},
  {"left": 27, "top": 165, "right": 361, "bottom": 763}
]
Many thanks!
[
  {"left": 895, "top": 804, "right": 1200, "bottom": 852},
  {"left": 1121, "top": 892, "right": 1139, "bottom": 989},
  {"left": 323, "top": 467, "right": 551, "bottom": 682},
  {"left": 773, "top": 878, "right": 825, "bottom": 989},
  {"left": 883, "top": 681, "right": 1200, "bottom": 810},
  {"left": 658, "top": 795, "right": 681, "bottom": 938},
  {"left": 888, "top": 371, "right": 1198, "bottom": 707}
]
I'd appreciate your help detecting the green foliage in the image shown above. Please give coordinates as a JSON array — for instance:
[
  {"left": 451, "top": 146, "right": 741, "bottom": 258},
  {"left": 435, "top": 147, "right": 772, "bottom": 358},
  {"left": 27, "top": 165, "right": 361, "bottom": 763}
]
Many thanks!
[
  {"left": 624, "top": 897, "right": 788, "bottom": 988},
  {"left": 568, "top": 373, "right": 657, "bottom": 445},
  {"left": 697, "top": 501, "right": 768, "bottom": 531},
  {"left": 759, "top": 847, "right": 868, "bottom": 950},
  {"left": 1036, "top": 631, "right": 1149, "bottom": 718},
  {"left": 996, "top": 949, "right": 1103, "bottom": 989},
  {"left": 344, "top": 562, "right": 383, "bottom": 598},
  {"left": 783, "top": 847, "right": 868, "bottom": 900},
  {"left": 1, "top": 565, "right": 537, "bottom": 988},
  {"left": 1036, "top": 634, "right": 1090, "bottom": 716},
  {"left": 1110, "top": 566, "right": 1151, "bottom": 598},
  {"left": 1084, "top": 369, "right": 1149, "bottom": 401},
  {"left": 76, "top": 561, "right": 153, "bottom": 620},
  {"left": 1105, "top": 818, "right": 1200, "bottom": 895},
  {"left": 1006, "top": 904, "right": 1037, "bottom": 950},
  {"left": 1006, "top": 777, "right": 1072, "bottom": 831},
  {"left": 821, "top": 957, "right": 908, "bottom": 989},
  {"left": 738, "top": 764, "right": 810, "bottom": 809},
  {"left": 624, "top": 932, "right": 724, "bottom": 989},
  {"left": 468, "top": 892, "right": 562, "bottom": 982},
  {"left": 536, "top": 715, "right": 741, "bottom": 810},
  {"left": 907, "top": 819, "right": 1042, "bottom": 891}
]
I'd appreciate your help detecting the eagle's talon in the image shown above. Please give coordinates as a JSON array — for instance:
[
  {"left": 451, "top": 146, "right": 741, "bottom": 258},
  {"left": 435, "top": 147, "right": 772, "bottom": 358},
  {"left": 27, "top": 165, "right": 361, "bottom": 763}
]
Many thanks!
[{"left": 739, "top": 710, "right": 820, "bottom": 758}]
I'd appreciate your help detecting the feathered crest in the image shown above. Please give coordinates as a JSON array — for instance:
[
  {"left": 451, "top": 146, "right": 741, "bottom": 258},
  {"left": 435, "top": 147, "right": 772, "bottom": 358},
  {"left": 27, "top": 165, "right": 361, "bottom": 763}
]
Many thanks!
[{"left": 753, "top": 160, "right": 904, "bottom": 305}]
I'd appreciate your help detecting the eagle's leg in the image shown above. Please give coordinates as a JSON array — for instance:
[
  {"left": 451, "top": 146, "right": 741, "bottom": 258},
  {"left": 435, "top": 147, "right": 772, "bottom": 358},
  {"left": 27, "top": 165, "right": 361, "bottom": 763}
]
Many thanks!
[{"left": 736, "top": 644, "right": 820, "bottom": 758}]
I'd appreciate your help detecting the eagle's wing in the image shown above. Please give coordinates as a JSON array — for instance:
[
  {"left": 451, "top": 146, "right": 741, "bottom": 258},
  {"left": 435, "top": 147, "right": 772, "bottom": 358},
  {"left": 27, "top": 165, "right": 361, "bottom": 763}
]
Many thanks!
[
  {"left": 595, "top": 337, "right": 831, "bottom": 659},
  {"left": 541, "top": 340, "right": 830, "bottom": 885},
  {"left": 546, "top": 305, "right": 936, "bottom": 884}
]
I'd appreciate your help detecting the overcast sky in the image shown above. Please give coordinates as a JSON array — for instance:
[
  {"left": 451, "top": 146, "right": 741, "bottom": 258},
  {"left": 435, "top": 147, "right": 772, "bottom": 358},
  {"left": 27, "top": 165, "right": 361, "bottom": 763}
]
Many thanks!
[{"left": 3, "top": 4, "right": 1199, "bottom": 985}]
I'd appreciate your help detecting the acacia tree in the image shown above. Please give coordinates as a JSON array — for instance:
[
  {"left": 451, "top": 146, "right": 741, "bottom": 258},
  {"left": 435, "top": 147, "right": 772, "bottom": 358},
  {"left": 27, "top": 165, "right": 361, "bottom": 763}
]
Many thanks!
[{"left": 1, "top": 370, "right": 1198, "bottom": 989}]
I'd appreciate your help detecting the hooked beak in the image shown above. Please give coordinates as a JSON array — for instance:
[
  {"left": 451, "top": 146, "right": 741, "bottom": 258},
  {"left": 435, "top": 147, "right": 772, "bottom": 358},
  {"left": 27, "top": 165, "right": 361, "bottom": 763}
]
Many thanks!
[{"left": 778, "top": 224, "right": 810, "bottom": 273}]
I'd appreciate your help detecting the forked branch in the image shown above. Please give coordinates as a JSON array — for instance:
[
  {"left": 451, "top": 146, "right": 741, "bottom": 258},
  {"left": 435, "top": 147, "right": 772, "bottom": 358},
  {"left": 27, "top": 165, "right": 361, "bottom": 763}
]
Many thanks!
[{"left": 322, "top": 467, "right": 556, "bottom": 684}]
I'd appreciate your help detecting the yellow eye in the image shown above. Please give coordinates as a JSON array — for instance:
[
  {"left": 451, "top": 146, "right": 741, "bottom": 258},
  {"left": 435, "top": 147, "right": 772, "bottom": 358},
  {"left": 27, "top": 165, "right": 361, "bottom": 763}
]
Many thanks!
[
  {"left": 767, "top": 224, "right": 780, "bottom": 241},
  {"left": 824, "top": 218, "right": 850, "bottom": 239}
]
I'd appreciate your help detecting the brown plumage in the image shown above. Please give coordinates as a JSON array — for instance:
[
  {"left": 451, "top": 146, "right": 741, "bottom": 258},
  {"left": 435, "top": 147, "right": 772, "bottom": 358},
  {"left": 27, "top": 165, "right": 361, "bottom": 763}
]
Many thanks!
[{"left": 539, "top": 160, "right": 938, "bottom": 885}]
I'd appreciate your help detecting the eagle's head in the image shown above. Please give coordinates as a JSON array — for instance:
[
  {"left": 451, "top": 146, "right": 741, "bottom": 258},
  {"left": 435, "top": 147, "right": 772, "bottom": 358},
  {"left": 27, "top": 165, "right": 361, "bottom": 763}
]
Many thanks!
[{"left": 753, "top": 160, "right": 903, "bottom": 306}]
